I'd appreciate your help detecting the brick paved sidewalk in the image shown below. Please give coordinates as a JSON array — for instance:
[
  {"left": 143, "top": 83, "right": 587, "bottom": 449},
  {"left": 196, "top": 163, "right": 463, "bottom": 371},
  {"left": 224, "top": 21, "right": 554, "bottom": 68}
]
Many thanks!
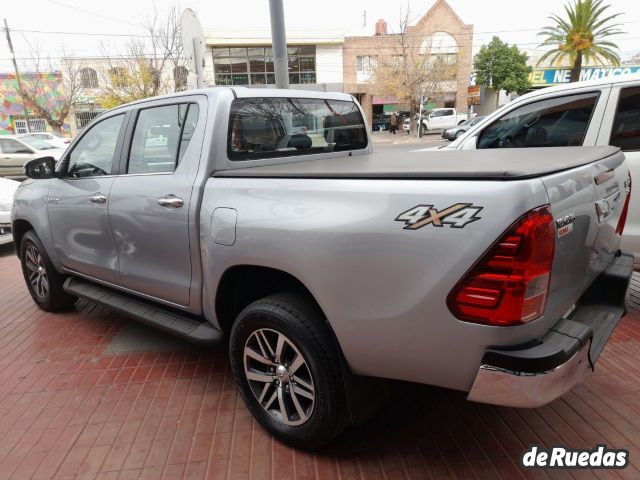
[{"left": 1, "top": 244, "right": 640, "bottom": 479}]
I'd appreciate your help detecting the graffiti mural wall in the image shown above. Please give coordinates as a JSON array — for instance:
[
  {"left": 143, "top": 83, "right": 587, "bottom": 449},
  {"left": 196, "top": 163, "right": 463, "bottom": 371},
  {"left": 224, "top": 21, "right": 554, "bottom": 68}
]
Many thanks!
[{"left": 0, "top": 72, "right": 70, "bottom": 135}]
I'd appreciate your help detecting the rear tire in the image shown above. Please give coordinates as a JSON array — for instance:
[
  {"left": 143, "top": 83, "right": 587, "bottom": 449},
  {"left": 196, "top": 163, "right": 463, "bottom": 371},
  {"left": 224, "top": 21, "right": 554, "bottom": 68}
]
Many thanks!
[
  {"left": 19, "top": 230, "right": 77, "bottom": 312},
  {"left": 229, "top": 292, "right": 346, "bottom": 449}
]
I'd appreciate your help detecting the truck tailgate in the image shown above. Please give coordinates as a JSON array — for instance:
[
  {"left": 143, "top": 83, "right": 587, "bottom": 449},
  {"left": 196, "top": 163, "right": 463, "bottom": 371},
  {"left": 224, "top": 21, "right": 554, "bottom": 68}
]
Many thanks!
[{"left": 541, "top": 148, "right": 629, "bottom": 323}]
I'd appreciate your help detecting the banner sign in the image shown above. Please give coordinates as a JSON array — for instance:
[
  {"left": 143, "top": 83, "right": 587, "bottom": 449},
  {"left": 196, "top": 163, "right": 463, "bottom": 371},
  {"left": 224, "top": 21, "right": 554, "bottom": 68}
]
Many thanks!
[
  {"left": 529, "top": 66, "right": 640, "bottom": 87},
  {"left": 467, "top": 85, "right": 480, "bottom": 105}
]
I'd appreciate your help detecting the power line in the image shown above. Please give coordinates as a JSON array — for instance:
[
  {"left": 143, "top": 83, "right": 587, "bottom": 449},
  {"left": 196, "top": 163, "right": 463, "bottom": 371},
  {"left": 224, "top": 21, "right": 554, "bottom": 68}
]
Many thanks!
[
  {"left": 47, "top": 0, "right": 144, "bottom": 29},
  {"left": 8, "top": 19, "right": 640, "bottom": 41}
]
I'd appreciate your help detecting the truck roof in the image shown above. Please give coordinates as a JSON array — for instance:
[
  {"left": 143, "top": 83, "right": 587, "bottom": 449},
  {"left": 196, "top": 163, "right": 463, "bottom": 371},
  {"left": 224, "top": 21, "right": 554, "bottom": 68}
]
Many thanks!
[
  {"left": 215, "top": 146, "right": 622, "bottom": 181},
  {"left": 108, "top": 86, "right": 356, "bottom": 111}
]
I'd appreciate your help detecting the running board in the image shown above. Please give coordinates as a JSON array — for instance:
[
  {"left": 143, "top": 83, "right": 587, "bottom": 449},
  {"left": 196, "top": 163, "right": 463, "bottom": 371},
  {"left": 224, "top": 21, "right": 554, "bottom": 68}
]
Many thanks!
[{"left": 63, "top": 277, "right": 223, "bottom": 345}]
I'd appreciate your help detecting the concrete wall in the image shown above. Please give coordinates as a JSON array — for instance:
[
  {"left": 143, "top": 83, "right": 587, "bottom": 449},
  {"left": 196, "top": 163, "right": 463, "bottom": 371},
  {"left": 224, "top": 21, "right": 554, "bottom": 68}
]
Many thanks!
[{"left": 316, "top": 45, "right": 343, "bottom": 85}]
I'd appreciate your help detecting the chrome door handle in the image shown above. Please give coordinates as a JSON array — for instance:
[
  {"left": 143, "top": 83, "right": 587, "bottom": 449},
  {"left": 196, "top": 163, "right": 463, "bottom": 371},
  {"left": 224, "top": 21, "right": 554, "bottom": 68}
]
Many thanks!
[
  {"left": 89, "top": 193, "right": 107, "bottom": 204},
  {"left": 157, "top": 195, "right": 184, "bottom": 209}
]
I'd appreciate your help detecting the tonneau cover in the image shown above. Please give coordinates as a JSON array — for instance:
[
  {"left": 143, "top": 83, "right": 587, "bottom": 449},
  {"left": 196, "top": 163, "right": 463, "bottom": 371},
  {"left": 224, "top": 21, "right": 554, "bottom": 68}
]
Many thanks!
[{"left": 214, "top": 146, "right": 623, "bottom": 180}]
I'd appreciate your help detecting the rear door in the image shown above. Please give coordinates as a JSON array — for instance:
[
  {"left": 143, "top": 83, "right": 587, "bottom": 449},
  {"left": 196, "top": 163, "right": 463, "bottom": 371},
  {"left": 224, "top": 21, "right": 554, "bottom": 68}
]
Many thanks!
[
  {"left": 598, "top": 84, "right": 640, "bottom": 264},
  {"left": 107, "top": 97, "right": 205, "bottom": 306}
]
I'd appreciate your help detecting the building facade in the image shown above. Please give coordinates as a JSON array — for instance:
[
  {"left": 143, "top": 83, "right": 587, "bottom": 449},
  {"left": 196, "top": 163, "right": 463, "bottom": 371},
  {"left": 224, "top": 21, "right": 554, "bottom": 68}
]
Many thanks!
[
  {"left": 0, "top": 73, "right": 71, "bottom": 136},
  {"left": 343, "top": 0, "right": 473, "bottom": 127},
  {"left": 204, "top": 30, "right": 344, "bottom": 92}
]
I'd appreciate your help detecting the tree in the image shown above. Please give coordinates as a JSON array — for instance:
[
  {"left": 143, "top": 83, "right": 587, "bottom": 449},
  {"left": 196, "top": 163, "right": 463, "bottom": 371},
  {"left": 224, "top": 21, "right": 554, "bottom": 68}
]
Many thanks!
[
  {"left": 96, "top": 3, "right": 185, "bottom": 108},
  {"left": 5, "top": 33, "right": 83, "bottom": 135},
  {"left": 537, "top": 0, "right": 623, "bottom": 82},
  {"left": 373, "top": 9, "right": 460, "bottom": 135},
  {"left": 474, "top": 37, "right": 531, "bottom": 108}
]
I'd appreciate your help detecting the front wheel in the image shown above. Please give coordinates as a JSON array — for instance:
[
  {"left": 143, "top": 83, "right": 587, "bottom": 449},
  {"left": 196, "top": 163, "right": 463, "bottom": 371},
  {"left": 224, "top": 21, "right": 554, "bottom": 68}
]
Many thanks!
[
  {"left": 455, "top": 130, "right": 464, "bottom": 139},
  {"left": 229, "top": 293, "right": 346, "bottom": 449},
  {"left": 20, "top": 231, "right": 77, "bottom": 312}
]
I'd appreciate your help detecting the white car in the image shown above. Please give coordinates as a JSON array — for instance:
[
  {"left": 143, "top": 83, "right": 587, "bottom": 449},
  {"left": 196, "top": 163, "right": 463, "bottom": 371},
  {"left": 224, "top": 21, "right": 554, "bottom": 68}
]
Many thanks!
[
  {"left": 20, "top": 133, "right": 71, "bottom": 149},
  {"left": 0, "top": 177, "right": 19, "bottom": 245},
  {"left": 403, "top": 108, "right": 469, "bottom": 134},
  {"left": 0, "top": 135, "right": 65, "bottom": 178},
  {"left": 426, "top": 74, "right": 640, "bottom": 267}
]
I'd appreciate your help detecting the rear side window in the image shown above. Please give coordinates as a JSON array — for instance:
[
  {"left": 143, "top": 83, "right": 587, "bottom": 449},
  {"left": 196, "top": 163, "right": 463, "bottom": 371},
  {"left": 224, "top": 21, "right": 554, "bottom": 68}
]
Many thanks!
[
  {"left": 477, "top": 92, "right": 599, "bottom": 149},
  {"left": 128, "top": 103, "right": 199, "bottom": 174},
  {"left": 228, "top": 97, "right": 367, "bottom": 160},
  {"left": 610, "top": 87, "right": 640, "bottom": 152}
]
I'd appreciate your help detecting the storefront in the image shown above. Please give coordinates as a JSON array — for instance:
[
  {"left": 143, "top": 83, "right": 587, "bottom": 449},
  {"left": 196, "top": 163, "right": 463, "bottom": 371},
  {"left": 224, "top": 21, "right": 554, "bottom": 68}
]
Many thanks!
[{"left": 529, "top": 66, "right": 640, "bottom": 88}]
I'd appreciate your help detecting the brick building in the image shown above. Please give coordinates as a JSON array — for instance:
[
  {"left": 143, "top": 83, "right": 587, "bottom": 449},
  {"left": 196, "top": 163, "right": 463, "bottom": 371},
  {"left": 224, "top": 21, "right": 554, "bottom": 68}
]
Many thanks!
[{"left": 343, "top": 0, "right": 473, "bottom": 128}]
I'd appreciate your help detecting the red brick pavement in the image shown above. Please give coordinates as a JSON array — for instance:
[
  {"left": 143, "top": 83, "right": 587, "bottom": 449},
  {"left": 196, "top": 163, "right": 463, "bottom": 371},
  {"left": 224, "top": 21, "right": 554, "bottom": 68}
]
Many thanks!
[{"left": 1, "top": 244, "right": 640, "bottom": 479}]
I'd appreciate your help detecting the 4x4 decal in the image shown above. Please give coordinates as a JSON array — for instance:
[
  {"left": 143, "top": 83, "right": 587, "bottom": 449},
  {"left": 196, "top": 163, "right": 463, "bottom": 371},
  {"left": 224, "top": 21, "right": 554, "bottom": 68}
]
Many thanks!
[{"left": 395, "top": 203, "right": 483, "bottom": 230}]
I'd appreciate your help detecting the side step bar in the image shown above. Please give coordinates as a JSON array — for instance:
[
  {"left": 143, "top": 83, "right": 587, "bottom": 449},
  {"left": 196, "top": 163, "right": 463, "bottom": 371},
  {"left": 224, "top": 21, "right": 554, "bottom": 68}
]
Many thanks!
[{"left": 63, "top": 277, "right": 223, "bottom": 345}]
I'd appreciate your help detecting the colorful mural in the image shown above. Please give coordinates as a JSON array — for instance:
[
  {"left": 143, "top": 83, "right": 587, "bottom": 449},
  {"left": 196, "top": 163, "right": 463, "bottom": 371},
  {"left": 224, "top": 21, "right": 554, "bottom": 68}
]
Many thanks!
[{"left": 0, "top": 72, "right": 71, "bottom": 135}]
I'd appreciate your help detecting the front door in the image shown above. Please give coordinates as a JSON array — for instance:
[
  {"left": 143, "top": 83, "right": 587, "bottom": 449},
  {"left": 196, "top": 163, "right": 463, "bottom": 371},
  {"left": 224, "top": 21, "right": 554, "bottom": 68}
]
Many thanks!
[
  {"left": 108, "top": 101, "right": 202, "bottom": 306},
  {"left": 48, "top": 113, "right": 127, "bottom": 283}
]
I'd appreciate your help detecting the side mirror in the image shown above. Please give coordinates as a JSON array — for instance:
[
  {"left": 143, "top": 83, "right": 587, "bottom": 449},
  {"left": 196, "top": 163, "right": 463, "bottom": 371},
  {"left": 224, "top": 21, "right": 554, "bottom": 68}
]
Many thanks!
[
  {"left": 24, "top": 156, "right": 56, "bottom": 179},
  {"left": 460, "top": 136, "right": 478, "bottom": 150}
]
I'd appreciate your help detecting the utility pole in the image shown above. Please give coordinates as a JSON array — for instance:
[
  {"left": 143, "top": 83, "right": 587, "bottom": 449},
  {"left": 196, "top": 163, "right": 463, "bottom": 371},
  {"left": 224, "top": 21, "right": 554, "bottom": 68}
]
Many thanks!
[
  {"left": 3, "top": 19, "right": 22, "bottom": 91},
  {"left": 268, "top": 0, "right": 289, "bottom": 89}
]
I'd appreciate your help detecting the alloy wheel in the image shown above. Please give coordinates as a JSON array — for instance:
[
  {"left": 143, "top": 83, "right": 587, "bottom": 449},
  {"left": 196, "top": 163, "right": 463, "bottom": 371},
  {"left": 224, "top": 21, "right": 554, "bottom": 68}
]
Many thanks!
[
  {"left": 24, "top": 244, "right": 49, "bottom": 299},
  {"left": 243, "top": 328, "right": 315, "bottom": 426}
]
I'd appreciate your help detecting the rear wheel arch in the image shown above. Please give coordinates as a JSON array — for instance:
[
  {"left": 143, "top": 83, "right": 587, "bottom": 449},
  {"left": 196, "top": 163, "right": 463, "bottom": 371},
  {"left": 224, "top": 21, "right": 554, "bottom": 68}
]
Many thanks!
[{"left": 215, "top": 265, "right": 333, "bottom": 336}]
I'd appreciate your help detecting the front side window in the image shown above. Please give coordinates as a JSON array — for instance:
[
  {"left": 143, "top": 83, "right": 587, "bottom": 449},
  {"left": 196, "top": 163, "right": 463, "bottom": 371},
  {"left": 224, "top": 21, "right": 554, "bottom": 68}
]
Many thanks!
[
  {"left": 0, "top": 139, "right": 32, "bottom": 154},
  {"left": 478, "top": 92, "right": 599, "bottom": 149},
  {"left": 229, "top": 97, "right": 368, "bottom": 160},
  {"left": 610, "top": 87, "right": 640, "bottom": 152},
  {"left": 66, "top": 114, "right": 124, "bottom": 177},
  {"left": 128, "top": 103, "right": 198, "bottom": 174}
]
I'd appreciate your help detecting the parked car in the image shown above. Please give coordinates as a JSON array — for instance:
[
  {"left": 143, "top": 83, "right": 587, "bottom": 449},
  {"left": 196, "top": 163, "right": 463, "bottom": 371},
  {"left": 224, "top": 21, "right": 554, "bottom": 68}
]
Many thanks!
[
  {"left": 12, "top": 88, "right": 632, "bottom": 449},
  {"left": 442, "top": 116, "right": 486, "bottom": 140},
  {"left": 403, "top": 107, "right": 469, "bottom": 134},
  {"left": 372, "top": 114, "right": 389, "bottom": 131},
  {"left": 0, "top": 135, "right": 65, "bottom": 178},
  {"left": 432, "top": 74, "right": 640, "bottom": 268},
  {"left": 0, "top": 177, "right": 19, "bottom": 245},
  {"left": 20, "top": 132, "right": 71, "bottom": 149}
]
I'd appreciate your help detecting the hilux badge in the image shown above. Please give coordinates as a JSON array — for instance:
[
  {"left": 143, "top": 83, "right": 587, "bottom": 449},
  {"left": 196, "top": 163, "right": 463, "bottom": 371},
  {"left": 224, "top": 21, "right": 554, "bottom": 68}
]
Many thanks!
[{"left": 555, "top": 214, "right": 575, "bottom": 238}]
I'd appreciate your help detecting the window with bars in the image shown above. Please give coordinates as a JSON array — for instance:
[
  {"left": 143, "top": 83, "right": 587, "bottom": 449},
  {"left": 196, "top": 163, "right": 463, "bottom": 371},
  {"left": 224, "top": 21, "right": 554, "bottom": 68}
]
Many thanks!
[
  {"left": 212, "top": 46, "right": 316, "bottom": 86},
  {"left": 12, "top": 116, "right": 47, "bottom": 134}
]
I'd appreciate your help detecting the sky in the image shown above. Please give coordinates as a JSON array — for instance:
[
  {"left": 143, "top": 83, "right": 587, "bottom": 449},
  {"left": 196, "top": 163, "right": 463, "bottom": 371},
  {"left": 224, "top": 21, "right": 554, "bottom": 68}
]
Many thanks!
[{"left": 1, "top": 0, "right": 639, "bottom": 73}]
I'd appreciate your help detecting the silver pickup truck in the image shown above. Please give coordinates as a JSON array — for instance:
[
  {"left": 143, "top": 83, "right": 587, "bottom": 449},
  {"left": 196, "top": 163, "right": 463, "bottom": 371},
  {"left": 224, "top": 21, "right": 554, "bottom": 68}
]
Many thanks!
[{"left": 12, "top": 88, "right": 633, "bottom": 449}]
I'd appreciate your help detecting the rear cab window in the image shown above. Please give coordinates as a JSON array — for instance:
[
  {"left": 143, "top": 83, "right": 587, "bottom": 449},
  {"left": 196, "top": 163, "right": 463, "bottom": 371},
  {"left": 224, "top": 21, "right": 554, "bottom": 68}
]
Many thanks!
[
  {"left": 477, "top": 92, "right": 600, "bottom": 149},
  {"left": 228, "top": 97, "right": 368, "bottom": 160},
  {"left": 610, "top": 87, "right": 640, "bottom": 152}
]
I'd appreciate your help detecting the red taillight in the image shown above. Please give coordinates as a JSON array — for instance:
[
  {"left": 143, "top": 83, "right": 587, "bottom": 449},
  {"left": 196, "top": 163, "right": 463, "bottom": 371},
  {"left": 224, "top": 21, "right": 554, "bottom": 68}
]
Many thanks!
[
  {"left": 616, "top": 171, "right": 632, "bottom": 235},
  {"left": 448, "top": 206, "right": 555, "bottom": 326}
]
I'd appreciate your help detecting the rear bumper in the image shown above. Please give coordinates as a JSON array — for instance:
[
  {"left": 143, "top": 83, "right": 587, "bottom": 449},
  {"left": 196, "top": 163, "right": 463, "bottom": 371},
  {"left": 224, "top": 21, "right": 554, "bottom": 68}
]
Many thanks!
[{"left": 467, "top": 252, "right": 633, "bottom": 408}]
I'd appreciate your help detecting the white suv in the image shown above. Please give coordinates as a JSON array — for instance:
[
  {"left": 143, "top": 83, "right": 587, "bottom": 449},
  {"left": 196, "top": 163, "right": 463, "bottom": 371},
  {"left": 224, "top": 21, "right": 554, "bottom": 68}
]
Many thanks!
[{"left": 431, "top": 74, "right": 640, "bottom": 266}]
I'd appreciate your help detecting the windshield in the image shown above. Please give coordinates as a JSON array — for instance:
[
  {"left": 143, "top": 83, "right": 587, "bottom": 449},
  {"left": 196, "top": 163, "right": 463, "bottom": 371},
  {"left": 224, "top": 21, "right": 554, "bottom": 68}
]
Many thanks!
[{"left": 20, "top": 136, "right": 56, "bottom": 150}]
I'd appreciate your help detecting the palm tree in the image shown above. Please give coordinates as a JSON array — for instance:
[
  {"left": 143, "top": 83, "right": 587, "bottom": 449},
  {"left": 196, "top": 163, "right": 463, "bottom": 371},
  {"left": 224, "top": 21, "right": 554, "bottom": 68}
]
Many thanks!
[{"left": 537, "top": 0, "right": 624, "bottom": 82}]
